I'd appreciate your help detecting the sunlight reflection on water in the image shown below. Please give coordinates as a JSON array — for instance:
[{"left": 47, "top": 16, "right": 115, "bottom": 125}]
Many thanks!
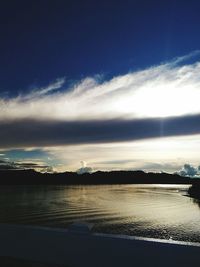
[{"left": 0, "top": 184, "right": 200, "bottom": 242}]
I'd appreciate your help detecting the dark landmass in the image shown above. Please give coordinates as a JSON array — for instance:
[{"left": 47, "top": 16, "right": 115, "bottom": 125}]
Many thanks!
[
  {"left": 0, "top": 169, "right": 196, "bottom": 185},
  {"left": 188, "top": 182, "right": 200, "bottom": 201}
]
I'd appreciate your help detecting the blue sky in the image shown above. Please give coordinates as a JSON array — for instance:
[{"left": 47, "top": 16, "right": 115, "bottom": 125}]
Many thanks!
[
  {"left": 1, "top": 0, "right": 200, "bottom": 93},
  {"left": 1, "top": 0, "right": 200, "bottom": 174}
]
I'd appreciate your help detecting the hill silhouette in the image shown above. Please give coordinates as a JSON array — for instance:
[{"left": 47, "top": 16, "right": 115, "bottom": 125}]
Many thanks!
[{"left": 0, "top": 169, "right": 194, "bottom": 185}]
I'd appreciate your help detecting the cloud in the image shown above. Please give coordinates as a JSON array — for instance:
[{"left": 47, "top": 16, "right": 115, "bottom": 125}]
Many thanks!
[
  {"left": 80, "top": 160, "right": 87, "bottom": 168},
  {"left": 96, "top": 159, "right": 138, "bottom": 165},
  {"left": 1, "top": 52, "right": 200, "bottom": 122},
  {"left": 76, "top": 161, "right": 93, "bottom": 174},
  {"left": 177, "top": 164, "right": 200, "bottom": 177},
  {"left": 76, "top": 166, "right": 93, "bottom": 174},
  {"left": 1, "top": 114, "right": 200, "bottom": 148},
  {"left": 0, "top": 158, "right": 51, "bottom": 171},
  {"left": 0, "top": 159, "right": 16, "bottom": 170},
  {"left": 140, "top": 162, "right": 182, "bottom": 173},
  {"left": 21, "top": 78, "right": 66, "bottom": 100}
]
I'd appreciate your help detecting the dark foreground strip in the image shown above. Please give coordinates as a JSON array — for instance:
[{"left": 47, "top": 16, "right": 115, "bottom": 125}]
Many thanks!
[{"left": 0, "top": 257, "right": 69, "bottom": 267}]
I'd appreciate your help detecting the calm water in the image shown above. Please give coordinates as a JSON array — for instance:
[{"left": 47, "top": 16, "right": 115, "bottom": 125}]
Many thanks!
[{"left": 0, "top": 184, "right": 200, "bottom": 242}]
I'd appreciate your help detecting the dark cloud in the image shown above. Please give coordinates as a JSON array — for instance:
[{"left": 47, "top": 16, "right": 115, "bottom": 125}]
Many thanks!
[
  {"left": 1, "top": 114, "right": 200, "bottom": 148},
  {"left": 0, "top": 160, "right": 16, "bottom": 170},
  {"left": 0, "top": 159, "right": 8, "bottom": 163},
  {"left": 15, "top": 162, "right": 49, "bottom": 169},
  {"left": 0, "top": 158, "right": 50, "bottom": 171}
]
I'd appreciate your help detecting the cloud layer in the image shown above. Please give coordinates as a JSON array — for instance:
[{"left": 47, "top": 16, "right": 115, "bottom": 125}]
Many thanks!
[
  {"left": 0, "top": 158, "right": 50, "bottom": 171},
  {"left": 0, "top": 115, "right": 200, "bottom": 148},
  {"left": 1, "top": 51, "right": 200, "bottom": 122}
]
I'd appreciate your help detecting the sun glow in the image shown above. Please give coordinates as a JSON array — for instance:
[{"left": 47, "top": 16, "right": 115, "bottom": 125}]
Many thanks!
[{"left": 132, "top": 84, "right": 200, "bottom": 118}]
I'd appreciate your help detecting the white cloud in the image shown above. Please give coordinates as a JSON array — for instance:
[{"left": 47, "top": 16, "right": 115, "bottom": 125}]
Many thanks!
[
  {"left": 41, "top": 134, "right": 200, "bottom": 172},
  {"left": 177, "top": 164, "right": 200, "bottom": 177},
  {"left": 23, "top": 77, "right": 66, "bottom": 100},
  {"left": 1, "top": 52, "right": 200, "bottom": 121},
  {"left": 76, "top": 161, "right": 93, "bottom": 174},
  {"left": 76, "top": 166, "right": 93, "bottom": 174}
]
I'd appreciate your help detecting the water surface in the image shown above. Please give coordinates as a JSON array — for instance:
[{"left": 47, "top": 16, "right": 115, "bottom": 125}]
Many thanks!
[{"left": 0, "top": 184, "right": 199, "bottom": 242}]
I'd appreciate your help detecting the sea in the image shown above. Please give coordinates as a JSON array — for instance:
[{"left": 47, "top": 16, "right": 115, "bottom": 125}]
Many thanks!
[{"left": 0, "top": 184, "right": 200, "bottom": 242}]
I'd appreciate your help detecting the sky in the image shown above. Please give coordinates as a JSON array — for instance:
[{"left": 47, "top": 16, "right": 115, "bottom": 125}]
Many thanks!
[{"left": 1, "top": 0, "right": 200, "bottom": 175}]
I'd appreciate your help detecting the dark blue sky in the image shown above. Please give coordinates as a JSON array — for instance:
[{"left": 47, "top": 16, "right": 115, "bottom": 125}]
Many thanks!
[{"left": 1, "top": 0, "right": 200, "bottom": 94}]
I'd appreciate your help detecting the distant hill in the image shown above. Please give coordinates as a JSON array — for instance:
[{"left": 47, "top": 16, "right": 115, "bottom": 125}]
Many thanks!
[{"left": 0, "top": 169, "right": 194, "bottom": 185}]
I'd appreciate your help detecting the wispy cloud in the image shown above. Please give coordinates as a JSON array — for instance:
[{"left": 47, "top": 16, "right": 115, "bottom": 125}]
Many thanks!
[
  {"left": 23, "top": 77, "right": 66, "bottom": 100},
  {"left": 1, "top": 52, "right": 200, "bottom": 121}
]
